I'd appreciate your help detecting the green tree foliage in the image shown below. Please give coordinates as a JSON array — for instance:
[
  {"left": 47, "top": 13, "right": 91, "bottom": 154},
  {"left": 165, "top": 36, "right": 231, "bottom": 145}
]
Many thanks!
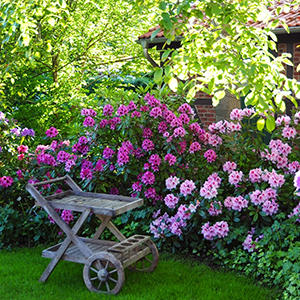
[
  {"left": 137, "top": 0, "right": 300, "bottom": 130},
  {"left": 0, "top": 0, "right": 154, "bottom": 133}
]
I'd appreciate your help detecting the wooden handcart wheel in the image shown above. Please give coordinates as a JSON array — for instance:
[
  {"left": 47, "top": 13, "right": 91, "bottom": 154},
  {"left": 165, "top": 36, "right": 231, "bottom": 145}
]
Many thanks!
[
  {"left": 83, "top": 252, "right": 125, "bottom": 294},
  {"left": 130, "top": 240, "right": 159, "bottom": 272}
]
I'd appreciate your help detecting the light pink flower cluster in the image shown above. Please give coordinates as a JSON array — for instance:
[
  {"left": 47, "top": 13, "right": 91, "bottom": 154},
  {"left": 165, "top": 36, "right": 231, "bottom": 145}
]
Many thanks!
[
  {"left": 150, "top": 203, "right": 196, "bottom": 238},
  {"left": 228, "top": 171, "right": 243, "bottom": 186},
  {"left": 201, "top": 221, "right": 229, "bottom": 240},
  {"left": 288, "top": 202, "right": 300, "bottom": 222},
  {"left": 164, "top": 194, "right": 179, "bottom": 208},
  {"left": 200, "top": 173, "right": 222, "bottom": 200},
  {"left": 261, "top": 139, "right": 291, "bottom": 170},
  {"left": 282, "top": 126, "right": 297, "bottom": 140},
  {"left": 230, "top": 108, "right": 255, "bottom": 121},
  {"left": 294, "top": 170, "right": 300, "bottom": 195},
  {"left": 165, "top": 175, "right": 180, "bottom": 190},
  {"left": 180, "top": 179, "right": 196, "bottom": 197},
  {"left": 248, "top": 168, "right": 262, "bottom": 183},
  {"left": 208, "top": 201, "right": 222, "bottom": 216},
  {"left": 249, "top": 188, "right": 277, "bottom": 206},
  {"left": 242, "top": 234, "right": 256, "bottom": 252},
  {"left": 224, "top": 196, "right": 248, "bottom": 211},
  {"left": 275, "top": 115, "right": 291, "bottom": 126},
  {"left": 223, "top": 161, "right": 237, "bottom": 173}
]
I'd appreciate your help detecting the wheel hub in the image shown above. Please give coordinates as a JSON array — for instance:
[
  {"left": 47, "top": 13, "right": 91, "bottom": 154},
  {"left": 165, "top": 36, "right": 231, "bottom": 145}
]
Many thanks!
[{"left": 98, "top": 268, "right": 109, "bottom": 282}]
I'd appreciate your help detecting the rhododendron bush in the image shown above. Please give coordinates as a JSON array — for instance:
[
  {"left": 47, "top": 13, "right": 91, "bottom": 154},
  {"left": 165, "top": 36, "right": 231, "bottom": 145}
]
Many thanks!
[{"left": 1, "top": 94, "right": 300, "bottom": 256}]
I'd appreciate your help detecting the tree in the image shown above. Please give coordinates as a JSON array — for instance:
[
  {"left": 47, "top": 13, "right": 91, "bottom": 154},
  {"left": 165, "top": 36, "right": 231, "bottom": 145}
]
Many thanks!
[
  {"left": 0, "top": 0, "right": 154, "bottom": 132},
  {"left": 137, "top": 0, "right": 300, "bottom": 131}
]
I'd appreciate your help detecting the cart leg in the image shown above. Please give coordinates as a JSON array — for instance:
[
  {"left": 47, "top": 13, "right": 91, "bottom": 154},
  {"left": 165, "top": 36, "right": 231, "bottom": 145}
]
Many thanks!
[
  {"left": 39, "top": 235, "right": 72, "bottom": 282},
  {"left": 39, "top": 208, "right": 92, "bottom": 282},
  {"left": 93, "top": 215, "right": 126, "bottom": 241}
]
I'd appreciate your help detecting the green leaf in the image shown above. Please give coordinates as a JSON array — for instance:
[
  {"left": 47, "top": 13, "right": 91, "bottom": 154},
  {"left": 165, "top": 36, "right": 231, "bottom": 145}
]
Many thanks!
[
  {"left": 257, "top": 118, "right": 265, "bottom": 131},
  {"left": 22, "top": 34, "right": 30, "bottom": 46},
  {"left": 266, "top": 115, "right": 275, "bottom": 131},
  {"left": 46, "top": 42, "right": 52, "bottom": 52},
  {"left": 159, "top": 1, "right": 167, "bottom": 10},
  {"left": 154, "top": 68, "right": 163, "bottom": 83},
  {"left": 150, "top": 28, "right": 161, "bottom": 40},
  {"left": 164, "top": 65, "right": 172, "bottom": 77},
  {"left": 48, "top": 17, "right": 56, "bottom": 26},
  {"left": 168, "top": 77, "right": 178, "bottom": 92}
]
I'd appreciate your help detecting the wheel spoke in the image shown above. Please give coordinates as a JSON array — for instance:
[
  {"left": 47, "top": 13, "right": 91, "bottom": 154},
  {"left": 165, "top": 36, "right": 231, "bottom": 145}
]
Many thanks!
[
  {"left": 109, "top": 268, "right": 118, "bottom": 275},
  {"left": 109, "top": 277, "right": 118, "bottom": 283},
  {"left": 90, "top": 267, "right": 98, "bottom": 274},
  {"left": 141, "top": 260, "right": 145, "bottom": 269},
  {"left": 145, "top": 257, "right": 152, "bottom": 264},
  {"left": 105, "top": 282, "right": 110, "bottom": 292},
  {"left": 105, "top": 260, "right": 109, "bottom": 270},
  {"left": 97, "top": 281, "right": 103, "bottom": 290},
  {"left": 91, "top": 276, "right": 98, "bottom": 281}
]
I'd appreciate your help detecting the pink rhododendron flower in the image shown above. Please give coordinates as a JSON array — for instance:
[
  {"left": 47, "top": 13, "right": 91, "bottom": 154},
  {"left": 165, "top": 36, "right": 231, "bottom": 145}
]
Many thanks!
[
  {"left": 142, "top": 127, "right": 153, "bottom": 138},
  {"left": 189, "top": 142, "right": 201, "bottom": 153},
  {"left": 275, "top": 115, "right": 291, "bottom": 126},
  {"left": 228, "top": 171, "right": 243, "bottom": 186},
  {"left": 179, "top": 113, "right": 190, "bottom": 124},
  {"left": 248, "top": 168, "right": 262, "bottom": 183},
  {"left": 294, "top": 170, "right": 300, "bottom": 195},
  {"left": 95, "top": 159, "right": 106, "bottom": 171},
  {"left": 103, "top": 104, "right": 114, "bottom": 116},
  {"left": 230, "top": 108, "right": 244, "bottom": 121},
  {"left": 262, "top": 199, "right": 279, "bottom": 216},
  {"left": 173, "top": 126, "right": 186, "bottom": 137},
  {"left": 0, "top": 176, "right": 13, "bottom": 188},
  {"left": 208, "top": 201, "right": 222, "bottom": 216},
  {"left": 144, "top": 187, "right": 156, "bottom": 199},
  {"left": 45, "top": 127, "right": 58, "bottom": 138},
  {"left": 83, "top": 116, "right": 95, "bottom": 127},
  {"left": 282, "top": 126, "right": 297, "bottom": 140},
  {"left": 164, "top": 194, "right": 179, "bottom": 208},
  {"left": 57, "top": 151, "right": 70, "bottom": 163},
  {"left": 180, "top": 180, "right": 196, "bottom": 197},
  {"left": 110, "top": 188, "right": 119, "bottom": 195},
  {"left": 17, "top": 145, "right": 28, "bottom": 153},
  {"left": 103, "top": 147, "right": 115, "bottom": 160},
  {"left": 149, "top": 107, "right": 162, "bottom": 118},
  {"left": 178, "top": 103, "right": 194, "bottom": 115},
  {"left": 142, "top": 139, "right": 155, "bottom": 151},
  {"left": 149, "top": 154, "right": 161, "bottom": 166},
  {"left": 223, "top": 161, "right": 237, "bottom": 173},
  {"left": 158, "top": 121, "right": 168, "bottom": 133},
  {"left": 80, "top": 168, "right": 93, "bottom": 180},
  {"left": 117, "top": 104, "right": 129, "bottom": 116},
  {"left": 61, "top": 210, "right": 74, "bottom": 224},
  {"left": 165, "top": 176, "right": 180, "bottom": 190},
  {"left": 132, "top": 181, "right": 142, "bottom": 192},
  {"left": 243, "top": 234, "right": 256, "bottom": 252},
  {"left": 204, "top": 149, "right": 217, "bottom": 163},
  {"left": 141, "top": 171, "right": 155, "bottom": 185}
]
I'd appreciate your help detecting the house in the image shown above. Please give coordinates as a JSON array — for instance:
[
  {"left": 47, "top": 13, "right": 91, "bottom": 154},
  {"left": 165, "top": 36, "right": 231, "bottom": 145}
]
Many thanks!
[{"left": 136, "top": 1, "right": 300, "bottom": 128}]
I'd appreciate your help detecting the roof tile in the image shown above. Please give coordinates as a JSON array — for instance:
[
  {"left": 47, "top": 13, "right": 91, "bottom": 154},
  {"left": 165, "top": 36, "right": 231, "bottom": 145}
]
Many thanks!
[{"left": 138, "top": 0, "right": 300, "bottom": 40}]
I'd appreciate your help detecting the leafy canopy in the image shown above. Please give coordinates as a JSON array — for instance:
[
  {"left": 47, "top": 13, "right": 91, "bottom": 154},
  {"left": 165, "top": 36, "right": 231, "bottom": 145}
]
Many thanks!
[{"left": 137, "top": 0, "right": 300, "bottom": 131}]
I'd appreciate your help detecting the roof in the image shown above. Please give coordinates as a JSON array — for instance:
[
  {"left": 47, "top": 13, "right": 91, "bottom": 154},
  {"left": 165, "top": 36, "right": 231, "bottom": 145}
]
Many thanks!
[{"left": 138, "top": 0, "right": 300, "bottom": 41}]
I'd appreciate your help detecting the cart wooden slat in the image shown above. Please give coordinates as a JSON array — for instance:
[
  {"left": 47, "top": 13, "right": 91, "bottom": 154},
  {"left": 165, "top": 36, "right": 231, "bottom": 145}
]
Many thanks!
[{"left": 25, "top": 175, "right": 159, "bottom": 295}]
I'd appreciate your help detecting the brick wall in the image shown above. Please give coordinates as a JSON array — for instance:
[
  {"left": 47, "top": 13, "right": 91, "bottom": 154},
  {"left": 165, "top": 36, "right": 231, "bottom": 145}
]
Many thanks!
[
  {"left": 195, "top": 102, "right": 216, "bottom": 129},
  {"left": 293, "top": 43, "right": 300, "bottom": 81}
]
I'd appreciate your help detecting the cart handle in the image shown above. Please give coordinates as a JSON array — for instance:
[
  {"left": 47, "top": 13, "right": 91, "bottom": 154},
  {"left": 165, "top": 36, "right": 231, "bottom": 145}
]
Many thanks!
[{"left": 29, "top": 175, "right": 82, "bottom": 192}]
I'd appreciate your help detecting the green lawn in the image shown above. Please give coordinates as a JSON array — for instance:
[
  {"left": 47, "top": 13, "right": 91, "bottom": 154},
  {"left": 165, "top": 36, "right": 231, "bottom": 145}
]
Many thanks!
[{"left": 0, "top": 247, "right": 280, "bottom": 300}]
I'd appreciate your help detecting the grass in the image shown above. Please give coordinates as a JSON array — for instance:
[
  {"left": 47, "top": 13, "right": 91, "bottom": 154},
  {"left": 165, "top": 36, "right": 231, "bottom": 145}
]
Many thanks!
[{"left": 0, "top": 246, "right": 280, "bottom": 300}]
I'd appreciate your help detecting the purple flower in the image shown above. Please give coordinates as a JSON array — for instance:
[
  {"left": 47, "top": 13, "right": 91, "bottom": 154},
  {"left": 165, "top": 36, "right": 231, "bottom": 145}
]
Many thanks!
[
  {"left": 83, "top": 116, "right": 95, "bottom": 127},
  {"left": 45, "top": 127, "right": 58, "bottom": 138}
]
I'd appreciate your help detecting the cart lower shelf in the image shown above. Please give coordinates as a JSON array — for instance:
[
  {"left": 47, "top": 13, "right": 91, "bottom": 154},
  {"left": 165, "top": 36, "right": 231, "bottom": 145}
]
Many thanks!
[{"left": 42, "top": 235, "right": 153, "bottom": 269}]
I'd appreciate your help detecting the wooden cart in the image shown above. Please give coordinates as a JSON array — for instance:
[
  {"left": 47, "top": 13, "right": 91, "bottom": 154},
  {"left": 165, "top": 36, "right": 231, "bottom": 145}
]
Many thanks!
[{"left": 26, "top": 175, "right": 159, "bottom": 294}]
